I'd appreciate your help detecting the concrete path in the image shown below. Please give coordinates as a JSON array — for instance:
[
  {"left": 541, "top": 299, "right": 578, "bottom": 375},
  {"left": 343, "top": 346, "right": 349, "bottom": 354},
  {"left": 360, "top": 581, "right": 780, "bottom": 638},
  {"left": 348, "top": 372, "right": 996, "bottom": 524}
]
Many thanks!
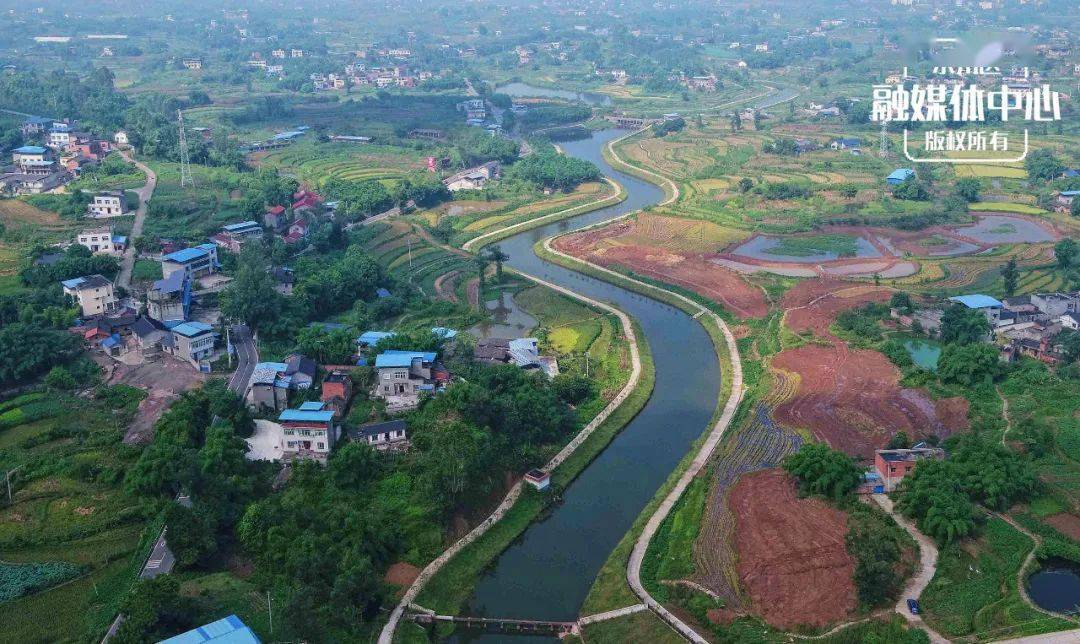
[
  {"left": 115, "top": 149, "right": 157, "bottom": 289},
  {"left": 872, "top": 494, "right": 950, "bottom": 644},
  {"left": 578, "top": 604, "right": 648, "bottom": 626}
]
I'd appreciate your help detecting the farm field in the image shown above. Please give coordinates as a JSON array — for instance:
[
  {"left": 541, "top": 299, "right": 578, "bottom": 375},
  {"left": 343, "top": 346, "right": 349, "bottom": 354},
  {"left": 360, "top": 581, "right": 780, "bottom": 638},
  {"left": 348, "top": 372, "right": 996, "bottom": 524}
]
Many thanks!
[{"left": 0, "top": 388, "right": 150, "bottom": 642}]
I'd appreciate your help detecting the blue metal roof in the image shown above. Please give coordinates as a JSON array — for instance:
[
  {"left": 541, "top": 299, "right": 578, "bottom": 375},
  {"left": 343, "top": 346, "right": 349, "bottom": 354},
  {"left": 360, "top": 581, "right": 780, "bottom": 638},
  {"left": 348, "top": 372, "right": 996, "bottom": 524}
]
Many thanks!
[
  {"left": 171, "top": 321, "right": 213, "bottom": 337},
  {"left": 375, "top": 350, "right": 435, "bottom": 368},
  {"left": 949, "top": 294, "right": 1003, "bottom": 309},
  {"left": 376, "top": 287, "right": 392, "bottom": 298},
  {"left": 14, "top": 145, "right": 47, "bottom": 154},
  {"left": 101, "top": 333, "right": 122, "bottom": 348},
  {"left": 1061, "top": 190, "right": 1080, "bottom": 197},
  {"left": 163, "top": 246, "right": 212, "bottom": 264},
  {"left": 886, "top": 168, "right": 915, "bottom": 182},
  {"left": 61, "top": 277, "right": 85, "bottom": 289},
  {"left": 160, "top": 614, "right": 261, "bottom": 644},
  {"left": 222, "top": 221, "right": 260, "bottom": 232},
  {"left": 298, "top": 401, "right": 326, "bottom": 411},
  {"left": 279, "top": 408, "right": 335, "bottom": 423},
  {"left": 358, "top": 330, "right": 396, "bottom": 345}
]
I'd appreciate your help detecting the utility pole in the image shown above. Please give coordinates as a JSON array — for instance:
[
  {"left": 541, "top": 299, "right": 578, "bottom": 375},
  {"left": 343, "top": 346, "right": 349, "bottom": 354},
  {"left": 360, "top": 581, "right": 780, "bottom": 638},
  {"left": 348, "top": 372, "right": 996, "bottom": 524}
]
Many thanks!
[
  {"left": 5, "top": 465, "right": 23, "bottom": 504},
  {"left": 266, "top": 591, "right": 273, "bottom": 636},
  {"left": 178, "top": 109, "right": 194, "bottom": 188}
]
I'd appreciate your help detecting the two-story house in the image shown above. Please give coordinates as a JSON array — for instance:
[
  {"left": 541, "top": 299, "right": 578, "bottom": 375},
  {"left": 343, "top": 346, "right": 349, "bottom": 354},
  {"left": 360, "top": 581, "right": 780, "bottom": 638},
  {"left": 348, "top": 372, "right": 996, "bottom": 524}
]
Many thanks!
[
  {"left": 211, "top": 220, "right": 264, "bottom": 253},
  {"left": 76, "top": 227, "right": 124, "bottom": 255},
  {"left": 61, "top": 274, "right": 120, "bottom": 317},
  {"left": 373, "top": 350, "right": 441, "bottom": 411},
  {"left": 163, "top": 321, "right": 216, "bottom": 367},
  {"left": 279, "top": 401, "right": 336, "bottom": 462},
  {"left": 88, "top": 191, "right": 128, "bottom": 218},
  {"left": 146, "top": 270, "right": 191, "bottom": 324}
]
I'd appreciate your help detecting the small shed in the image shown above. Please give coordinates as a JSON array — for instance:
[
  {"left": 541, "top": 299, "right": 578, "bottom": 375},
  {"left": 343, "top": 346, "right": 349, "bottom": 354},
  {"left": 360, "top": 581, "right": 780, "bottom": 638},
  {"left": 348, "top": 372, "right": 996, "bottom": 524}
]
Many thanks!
[{"left": 524, "top": 469, "right": 551, "bottom": 491}]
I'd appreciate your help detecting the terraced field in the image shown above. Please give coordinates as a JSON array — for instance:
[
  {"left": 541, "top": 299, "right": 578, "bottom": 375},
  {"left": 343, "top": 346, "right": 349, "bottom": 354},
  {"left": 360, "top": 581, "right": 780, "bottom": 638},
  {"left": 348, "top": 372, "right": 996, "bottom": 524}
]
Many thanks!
[{"left": 258, "top": 141, "right": 423, "bottom": 188}]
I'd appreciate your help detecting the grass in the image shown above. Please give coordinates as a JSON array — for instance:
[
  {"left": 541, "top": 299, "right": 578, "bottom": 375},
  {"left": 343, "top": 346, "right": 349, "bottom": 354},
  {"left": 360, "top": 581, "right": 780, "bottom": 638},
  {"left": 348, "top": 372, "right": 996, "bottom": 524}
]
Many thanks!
[
  {"left": 131, "top": 259, "right": 163, "bottom": 282},
  {"left": 580, "top": 609, "right": 684, "bottom": 643},
  {"left": 646, "top": 473, "right": 710, "bottom": 583},
  {"left": 921, "top": 516, "right": 1073, "bottom": 640},
  {"left": 762, "top": 233, "right": 860, "bottom": 258},
  {"left": 969, "top": 202, "right": 1047, "bottom": 215}
]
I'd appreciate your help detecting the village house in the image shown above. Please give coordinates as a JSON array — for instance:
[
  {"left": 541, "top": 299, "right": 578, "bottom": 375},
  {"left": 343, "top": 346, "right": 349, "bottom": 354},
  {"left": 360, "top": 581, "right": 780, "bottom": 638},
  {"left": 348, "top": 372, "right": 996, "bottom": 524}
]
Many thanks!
[
  {"left": 1060, "top": 312, "right": 1080, "bottom": 331},
  {"left": 886, "top": 168, "right": 916, "bottom": 185},
  {"left": 373, "top": 350, "right": 447, "bottom": 412},
  {"left": 948, "top": 294, "right": 1004, "bottom": 326},
  {"left": 282, "top": 218, "right": 309, "bottom": 245},
  {"left": 162, "top": 321, "right": 216, "bottom": 367},
  {"left": 0, "top": 171, "right": 70, "bottom": 195},
  {"left": 444, "top": 162, "right": 500, "bottom": 192},
  {"left": 20, "top": 116, "right": 51, "bottom": 136},
  {"left": 875, "top": 447, "right": 945, "bottom": 492},
  {"left": 1054, "top": 190, "right": 1079, "bottom": 213},
  {"left": 263, "top": 205, "right": 287, "bottom": 231},
  {"left": 831, "top": 137, "right": 862, "bottom": 150},
  {"left": 246, "top": 361, "right": 291, "bottom": 412},
  {"left": 320, "top": 370, "right": 353, "bottom": 418},
  {"left": 474, "top": 337, "right": 559, "bottom": 377},
  {"left": 159, "top": 614, "right": 259, "bottom": 644},
  {"left": 525, "top": 469, "right": 551, "bottom": 491},
  {"left": 88, "top": 191, "right": 128, "bottom": 217},
  {"left": 76, "top": 227, "right": 125, "bottom": 255},
  {"left": 357, "top": 330, "right": 396, "bottom": 348},
  {"left": 146, "top": 270, "right": 191, "bottom": 325},
  {"left": 284, "top": 353, "right": 316, "bottom": 389},
  {"left": 271, "top": 266, "right": 295, "bottom": 295},
  {"left": 348, "top": 419, "right": 409, "bottom": 451},
  {"left": 11, "top": 145, "right": 53, "bottom": 171},
  {"left": 62, "top": 274, "right": 120, "bottom": 317},
  {"left": 684, "top": 74, "right": 717, "bottom": 91},
  {"left": 161, "top": 244, "right": 219, "bottom": 280},
  {"left": 48, "top": 123, "right": 73, "bottom": 149},
  {"left": 211, "top": 220, "right": 263, "bottom": 253},
  {"left": 279, "top": 402, "right": 336, "bottom": 462}
]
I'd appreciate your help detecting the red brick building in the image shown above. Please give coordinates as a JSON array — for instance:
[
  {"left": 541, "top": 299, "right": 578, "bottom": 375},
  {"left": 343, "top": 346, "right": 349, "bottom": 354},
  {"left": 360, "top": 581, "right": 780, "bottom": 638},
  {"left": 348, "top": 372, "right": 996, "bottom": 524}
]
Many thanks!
[{"left": 874, "top": 447, "right": 944, "bottom": 492}]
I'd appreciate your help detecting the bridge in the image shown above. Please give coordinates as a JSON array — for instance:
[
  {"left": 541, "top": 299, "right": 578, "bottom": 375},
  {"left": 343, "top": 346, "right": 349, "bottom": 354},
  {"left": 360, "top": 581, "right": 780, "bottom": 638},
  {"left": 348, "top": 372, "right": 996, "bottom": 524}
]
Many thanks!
[{"left": 405, "top": 612, "right": 578, "bottom": 635}]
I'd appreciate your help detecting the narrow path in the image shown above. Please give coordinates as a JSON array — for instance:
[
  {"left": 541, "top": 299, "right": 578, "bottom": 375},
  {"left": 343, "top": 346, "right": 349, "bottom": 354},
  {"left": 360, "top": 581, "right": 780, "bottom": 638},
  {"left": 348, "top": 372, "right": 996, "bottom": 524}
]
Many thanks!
[
  {"left": 997, "top": 385, "right": 1012, "bottom": 447},
  {"left": 871, "top": 494, "right": 950, "bottom": 644},
  {"left": 115, "top": 149, "right": 157, "bottom": 289},
  {"left": 578, "top": 604, "right": 648, "bottom": 626}
]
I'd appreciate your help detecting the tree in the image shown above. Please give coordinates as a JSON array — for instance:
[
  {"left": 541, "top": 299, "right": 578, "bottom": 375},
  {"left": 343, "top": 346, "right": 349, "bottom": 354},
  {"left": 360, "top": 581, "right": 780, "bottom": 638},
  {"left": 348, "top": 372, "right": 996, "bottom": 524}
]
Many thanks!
[
  {"left": 473, "top": 254, "right": 489, "bottom": 305},
  {"left": 297, "top": 326, "right": 356, "bottom": 364},
  {"left": 892, "top": 178, "right": 930, "bottom": 201},
  {"left": 220, "top": 248, "right": 284, "bottom": 333},
  {"left": 486, "top": 246, "right": 509, "bottom": 284},
  {"left": 886, "top": 431, "right": 910, "bottom": 450},
  {"left": 895, "top": 460, "right": 975, "bottom": 545},
  {"left": 1024, "top": 148, "right": 1063, "bottom": 182},
  {"left": 43, "top": 365, "right": 76, "bottom": 390},
  {"left": 889, "top": 291, "right": 914, "bottom": 314},
  {"left": 937, "top": 342, "right": 1000, "bottom": 386},
  {"left": 1055, "top": 238, "right": 1077, "bottom": 270},
  {"left": 939, "top": 304, "right": 990, "bottom": 344},
  {"left": 162, "top": 502, "right": 218, "bottom": 568},
  {"left": 737, "top": 177, "right": 754, "bottom": 193},
  {"left": 552, "top": 373, "right": 594, "bottom": 405},
  {"left": 113, "top": 576, "right": 198, "bottom": 644},
  {"left": 729, "top": 111, "right": 741, "bottom": 132},
  {"left": 1072, "top": 198, "right": 1080, "bottom": 218},
  {"left": 782, "top": 443, "right": 862, "bottom": 500},
  {"left": 1001, "top": 258, "right": 1019, "bottom": 296},
  {"left": 954, "top": 178, "right": 981, "bottom": 202}
]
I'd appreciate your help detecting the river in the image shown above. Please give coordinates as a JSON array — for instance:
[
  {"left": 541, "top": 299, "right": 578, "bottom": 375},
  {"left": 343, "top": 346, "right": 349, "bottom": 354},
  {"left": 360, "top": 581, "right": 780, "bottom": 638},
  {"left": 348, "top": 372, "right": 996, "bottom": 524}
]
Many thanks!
[{"left": 450, "top": 128, "right": 720, "bottom": 641}]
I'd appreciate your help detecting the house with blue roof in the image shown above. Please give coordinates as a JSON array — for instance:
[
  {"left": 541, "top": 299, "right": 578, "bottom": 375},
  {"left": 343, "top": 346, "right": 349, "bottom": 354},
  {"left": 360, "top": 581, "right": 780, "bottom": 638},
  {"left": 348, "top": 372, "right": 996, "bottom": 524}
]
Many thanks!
[
  {"left": 212, "top": 220, "right": 264, "bottom": 252},
  {"left": 1062, "top": 169, "right": 1080, "bottom": 179},
  {"left": 278, "top": 401, "right": 337, "bottom": 462},
  {"left": 245, "top": 361, "right": 290, "bottom": 412},
  {"left": 11, "top": 145, "right": 55, "bottom": 173},
  {"left": 949, "top": 294, "right": 1004, "bottom": 327},
  {"left": 1056, "top": 190, "right": 1080, "bottom": 213},
  {"left": 160, "top": 614, "right": 261, "bottom": 644},
  {"left": 886, "top": 168, "right": 916, "bottom": 185},
  {"left": 163, "top": 321, "right": 216, "bottom": 367},
  {"left": 161, "top": 244, "right": 219, "bottom": 280},
  {"left": 373, "top": 350, "right": 447, "bottom": 411},
  {"left": 148, "top": 270, "right": 192, "bottom": 325},
  {"left": 358, "top": 330, "right": 396, "bottom": 347},
  {"left": 831, "top": 137, "right": 861, "bottom": 150}
]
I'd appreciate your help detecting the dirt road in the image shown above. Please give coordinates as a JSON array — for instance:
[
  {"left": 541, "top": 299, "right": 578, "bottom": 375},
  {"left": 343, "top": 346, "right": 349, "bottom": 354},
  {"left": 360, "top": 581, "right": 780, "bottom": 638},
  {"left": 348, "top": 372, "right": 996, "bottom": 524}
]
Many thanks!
[{"left": 115, "top": 149, "right": 157, "bottom": 289}]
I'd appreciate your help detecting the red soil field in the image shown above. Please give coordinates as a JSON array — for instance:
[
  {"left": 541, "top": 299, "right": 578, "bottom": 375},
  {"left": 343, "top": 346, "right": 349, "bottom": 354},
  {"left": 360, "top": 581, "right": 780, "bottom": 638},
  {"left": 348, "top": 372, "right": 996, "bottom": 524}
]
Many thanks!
[
  {"left": 782, "top": 280, "right": 894, "bottom": 339},
  {"left": 730, "top": 469, "right": 856, "bottom": 630},
  {"left": 773, "top": 345, "right": 967, "bottom": 458},
  {"left": 554, "top": 231, "right": 768, "bottom": 318},
  {"left": 1044, "top": 513, "right": 1080, "bottom": 541}
]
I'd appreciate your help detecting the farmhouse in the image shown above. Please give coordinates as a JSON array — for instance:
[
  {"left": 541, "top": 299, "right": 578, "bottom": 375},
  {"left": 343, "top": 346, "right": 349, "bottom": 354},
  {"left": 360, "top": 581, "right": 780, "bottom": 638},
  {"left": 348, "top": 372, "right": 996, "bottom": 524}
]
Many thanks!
[
  {"left": 279, "top": 402, "right": 336, "bottom": 462},
  {"left": 76, "top": 227, "right": 124, "bottom": 255},
  {"left": 320, "top": 370, "right": 353, "bottom": 418},
  {"left": 831, "top": 137, "right": 861, "bottom": 150},
  {"left": 885, "top": 168, "right": 916, "bottom": 185},
  {"left": 1055, "top": 191, "right": 1080, "bottom": 213},
  {"left": 62, "top": 274, "right": 119, "bottom": 317},
  {"left": 162, "top": 321, "right": 216, "bottom": 367},
  {"left": 146, "top": 270, "right": 191, "bottom": 324},
  {"left": 874, "top": 446, "right": 944, "bottom": 492},
  {"left": 88, "top": 191, "right": 128, "bottom": 217},
  {"left": 246, "top": 361, "right": 290, "bottom": 412},
  {"left": 948, "top": 294, "right": 1004, "bottom": 326},
  {"left": 358, "top": 330, "right": 396, "bottom": 348},
  {"left": 161, "top": 244, "right": 219, "bottom": 279},
  {"left": 11, "top": 145, "right": 52, "bottom": 171},
  {"left": 211, "top": 220, "right": 263, "bottom": 252},
  {"left": 444, "top": 162, "right": 500, "bottom": 192},
  {"left": 474, "top": 337, "right": 559, "bottom": 376},
  {"left": 348, "top": 419, "right": 409, "bottom": 451},
  {"left": 160, "top": 614, "right": 260, "bottom": 644},
  {"left": 264, "top": 204, "right": 287, "bottom": 231},
  {"left": 373, "top": 350, "right": 447, "bottom": 411}
]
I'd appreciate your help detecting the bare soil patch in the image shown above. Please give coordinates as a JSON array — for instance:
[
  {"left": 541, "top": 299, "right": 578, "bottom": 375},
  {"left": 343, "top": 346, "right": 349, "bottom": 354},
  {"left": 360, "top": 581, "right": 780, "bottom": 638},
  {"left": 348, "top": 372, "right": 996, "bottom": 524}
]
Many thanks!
[
  {"left": 772, "top": 345, "right": 967, "bottom": 458},
  {"left": 782, "top": 280, "right": 893, "bottom": 340},
  {"left": 554, "top": 227, "right": 767, "bottom": 318},
  {"left": 384, "top": 562, "right": 421, "bottom": 591},
  {"left": 730, "top": 468, "right": 856, "bottom": 630},
  {"left": 108, "top": 357, "right": 210, "bottom": 444},
  {"left": 1044, "top": 513, "right": 1080, "bottom": 541}
]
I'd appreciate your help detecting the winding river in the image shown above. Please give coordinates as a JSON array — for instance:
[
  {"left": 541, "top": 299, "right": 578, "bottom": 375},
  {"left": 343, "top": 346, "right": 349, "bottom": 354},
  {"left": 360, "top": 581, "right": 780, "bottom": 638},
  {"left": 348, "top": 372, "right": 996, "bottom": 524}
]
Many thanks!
[{"left": 453, "top": 129, "right": 719, "bottom": 640}]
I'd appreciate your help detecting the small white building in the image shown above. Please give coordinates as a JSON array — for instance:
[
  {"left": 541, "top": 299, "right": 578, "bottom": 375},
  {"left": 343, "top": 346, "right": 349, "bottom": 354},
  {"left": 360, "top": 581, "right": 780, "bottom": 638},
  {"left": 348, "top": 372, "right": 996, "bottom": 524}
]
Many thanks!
[
  {"left": 61, "top": 274, "right": 119, "bottom": 317},
  {"left": 349, "top": 419, "right": 409, "bottom": 451},
  {"left": 279, "top": 402, "right": 336, "bottom": 463},
  {"left": 88, "top": 191, "right": 128, "bottom": 218},
  {"left": 76, "top": 227, "right": 124, "bottom": 255},
  {"left": 1060, "top": 312, "right": 1080, "bottom": 331}
]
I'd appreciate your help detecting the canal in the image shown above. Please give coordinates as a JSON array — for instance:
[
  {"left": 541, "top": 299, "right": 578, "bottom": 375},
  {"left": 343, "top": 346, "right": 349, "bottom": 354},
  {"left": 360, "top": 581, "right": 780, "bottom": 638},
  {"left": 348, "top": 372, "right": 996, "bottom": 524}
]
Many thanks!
[{"left": 452, "top": 128, "right": 720, "bottom": 640}]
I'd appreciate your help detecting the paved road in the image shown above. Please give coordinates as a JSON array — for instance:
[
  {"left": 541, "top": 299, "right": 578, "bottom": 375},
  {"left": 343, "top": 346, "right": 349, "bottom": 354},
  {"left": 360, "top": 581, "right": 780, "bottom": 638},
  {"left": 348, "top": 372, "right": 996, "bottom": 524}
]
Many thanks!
[
  {"left": 115, "top": 150, "right": 157, "bottom": 289},
  {"left": 138, "top": 494, "right": 190, "bottom": 580},
  {"left": 227, "top": 325, "right": 258, "bottom": 395},
  {"left": 872, "top": 494, "right": 950, "bottom": 644}
]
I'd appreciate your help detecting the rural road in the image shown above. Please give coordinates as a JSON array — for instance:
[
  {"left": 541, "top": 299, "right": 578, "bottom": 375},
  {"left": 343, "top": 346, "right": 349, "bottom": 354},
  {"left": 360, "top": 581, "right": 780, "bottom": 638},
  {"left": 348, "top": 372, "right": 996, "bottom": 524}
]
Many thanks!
[
  {"left": 115, "top": 150, "right": 157, "bottom": 289},
  {"left": 226, "top": 325, "right": 258, "bottom": 395},
  {"left": 872, "top": 494, "right": 950, "bottom": 644}
]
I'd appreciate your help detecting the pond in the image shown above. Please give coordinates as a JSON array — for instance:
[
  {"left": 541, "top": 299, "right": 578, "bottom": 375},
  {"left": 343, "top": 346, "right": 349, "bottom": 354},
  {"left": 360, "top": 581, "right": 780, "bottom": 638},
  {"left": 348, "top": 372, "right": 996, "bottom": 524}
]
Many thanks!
[
  {"left": 730, "top": 234, "right": 881, "bottom": 263},
  {"left": 468, "top": 290, "right": 537, "bottom": 339},
  {"left": 903, "top": 338, "right": 941, "bottom": 370},
  {"left": 954, "top": 215, "right": 1056, "bottom": 244},
  {"left": 1028, "top": 558, "right": 1080, "bottom": 615},
  {"left": 495, "top": 82, "right": 613, "bottom": 106}
]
